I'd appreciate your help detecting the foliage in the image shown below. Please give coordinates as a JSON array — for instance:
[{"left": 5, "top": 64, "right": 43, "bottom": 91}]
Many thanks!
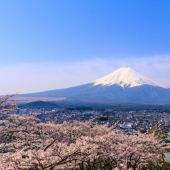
[
  {"left": 141, "top": 161, "right": 170, "bottom": 170},
  {"left": 0, "top": 96, "right": 166, "bottom": 170}
]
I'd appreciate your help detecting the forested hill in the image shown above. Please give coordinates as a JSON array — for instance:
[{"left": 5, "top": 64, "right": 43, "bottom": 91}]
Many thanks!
[{"left": 19, "top": 100, "right": 57, "bottom": 108}]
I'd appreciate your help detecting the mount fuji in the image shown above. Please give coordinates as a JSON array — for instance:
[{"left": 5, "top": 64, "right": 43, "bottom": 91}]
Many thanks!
[
  {"left": 93, "top": 67, "right": 165, "bottom": 88},
  {"left": 20, "top": 68, "right": 170, "bottom": 104}
]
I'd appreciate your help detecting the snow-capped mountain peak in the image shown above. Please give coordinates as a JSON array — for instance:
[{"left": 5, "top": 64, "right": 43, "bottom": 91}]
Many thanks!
[{"left": 93, "top": 67, "right": 165, "bottom": 88}]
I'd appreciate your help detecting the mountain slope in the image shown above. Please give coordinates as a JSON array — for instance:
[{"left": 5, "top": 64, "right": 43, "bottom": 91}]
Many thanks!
[{"left": 19, "top": 68, "right": 170, "bottom": 104}]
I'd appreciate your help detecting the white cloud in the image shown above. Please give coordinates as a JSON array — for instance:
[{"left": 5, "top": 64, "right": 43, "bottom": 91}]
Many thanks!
[{"left": 0, "top": 56, "right": 169, "bottom": 94}]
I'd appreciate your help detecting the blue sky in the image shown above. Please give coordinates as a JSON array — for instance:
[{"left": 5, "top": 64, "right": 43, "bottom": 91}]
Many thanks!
[{"left": 0, "top": 0, "right": 170, "bottom": 94}]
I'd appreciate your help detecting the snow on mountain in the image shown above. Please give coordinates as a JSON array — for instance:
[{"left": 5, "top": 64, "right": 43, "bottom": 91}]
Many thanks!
[{"left": 93, "top": 67, "right": 165, "bottom": 88}]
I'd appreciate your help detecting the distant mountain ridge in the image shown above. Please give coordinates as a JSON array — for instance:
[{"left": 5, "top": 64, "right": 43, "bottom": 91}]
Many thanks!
[
  {"left": 19, "top": 68, "right": 170, "bottom": 104},
  {"left": 19, "top": 101, "right": 57, "bottom": 108}
]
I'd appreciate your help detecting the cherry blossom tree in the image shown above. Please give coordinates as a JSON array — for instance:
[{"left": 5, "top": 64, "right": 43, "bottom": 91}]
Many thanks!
[{"left": 0, "top": 96, "right": 165, "bottom": 170}]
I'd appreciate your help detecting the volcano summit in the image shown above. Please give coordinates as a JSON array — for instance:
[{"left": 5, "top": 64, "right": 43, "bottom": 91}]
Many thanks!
[
  {"left": 20, "top": 68, "right": 170, "bottom": 104},
  {"left": 93, "top": 67, "right": 165, "bottom": 88}
]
